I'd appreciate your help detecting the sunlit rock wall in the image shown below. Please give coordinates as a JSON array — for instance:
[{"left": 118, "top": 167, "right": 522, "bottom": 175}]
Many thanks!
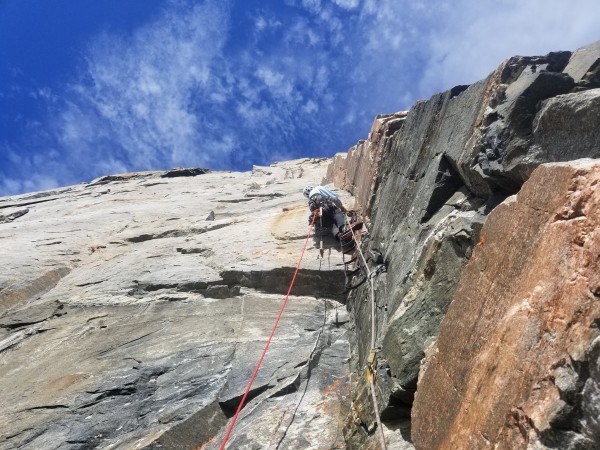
[
  {"left": 328, "top": 40, "right": 600, "bottom": 449},
  {"left": 413, "top": 159, "right": 600, "bottom": 449},
  {"left": 0, "top": 159, "right": 353, "bottom": 449}
]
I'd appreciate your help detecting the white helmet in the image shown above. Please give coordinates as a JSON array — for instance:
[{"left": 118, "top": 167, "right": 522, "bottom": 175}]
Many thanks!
[{"left": 303, "top": 185, "right": 313, "bottom": 198}]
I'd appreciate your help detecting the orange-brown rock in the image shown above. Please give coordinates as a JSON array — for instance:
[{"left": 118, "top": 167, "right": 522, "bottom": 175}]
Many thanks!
[
  {"left": 412, "top": 159, "right": 600, "bottom": 449},
  {"left": 326, "top": 112, "right": 407, "bottom": 219}
]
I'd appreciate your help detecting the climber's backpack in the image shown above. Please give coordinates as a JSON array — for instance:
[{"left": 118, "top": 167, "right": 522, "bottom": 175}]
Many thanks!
[{"left": 339, "top": 228, "right": 356, "bottom": 254}]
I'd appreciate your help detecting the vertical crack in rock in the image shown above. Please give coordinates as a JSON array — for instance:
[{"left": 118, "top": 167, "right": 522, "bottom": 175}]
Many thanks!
[{"left": 420, "top": 155, "right": 464, "bottom": 223}]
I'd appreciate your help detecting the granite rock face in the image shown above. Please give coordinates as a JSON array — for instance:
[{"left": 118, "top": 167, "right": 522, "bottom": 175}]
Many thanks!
[
  {"left": 0, "top": 159, "right": 353, "bottom": 449},
  {"left": 328, "top": 41, "right": 600, "bottom": 448},
  {"left": 412, "top": 159, "right": 600, "bottom": 449}
]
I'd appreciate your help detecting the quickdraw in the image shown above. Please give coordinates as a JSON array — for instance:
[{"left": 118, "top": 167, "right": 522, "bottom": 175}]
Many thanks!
[{"left": 367, "top": 347, "right": 378, "bottom": 367}]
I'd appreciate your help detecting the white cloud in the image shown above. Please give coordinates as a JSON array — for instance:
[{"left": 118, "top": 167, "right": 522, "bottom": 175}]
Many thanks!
[
  {"left": 357, "top": 0, "right": 600, "bottom": 101},
  {"left": 332, "top": 0, "right": 360, "bottom": 10},
  {"left": 302, "top": 0, "right": 322, "bottom": 14},
  {"left": 303, "top": 99, "right": 319, "bottom": 114},
  {"left": 6, "top": 148, "right": 22, "bottom": 165},
  {"left": 420, "top": 0, "right": 600, "bottom": 92},
  {"left": 0, "top": 174, "right": 60, "bottom": 197},
  {"left": 255, "top": 15, "right": 268, "bottom": 32},
  {"left": 285, "top": 17, "right": 315, "bottom": 46},
  {"left": 42, "top": 0, "right": 353, "bottom": 178},
  {"left": 55, "top": 0, "right": 231, "bottom": 173},
  {"left": 256, "top": 66, "right": 295, "bottom": 98},
  {"left": 68, "top": 0, "right": 600, "bottom": 173},
  {"left": 24, "top": 175, "right": 60, "bottom": 192},
  {"left": 254, "top": 14, "right": 282, "bottom": 33},
  {"left": 0, "top": 177, "right": 22, "bottom": 197}
]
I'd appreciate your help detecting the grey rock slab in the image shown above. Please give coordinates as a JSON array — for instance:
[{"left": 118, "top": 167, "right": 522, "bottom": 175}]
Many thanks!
[
  {"left": 381, "top": 210, "right": 485, "bottom": 388},
  {"left": 0, "top": 159, "right": 352, "bottom": 449},
  {"left": 563, "top": 40, "right": 600, "bottom": 85},
  {"left": 202, "top": 304, "right": 350, "bottom": 450},
  {"left": 327, "top": 43, "right": 600, "bottom": 449}
]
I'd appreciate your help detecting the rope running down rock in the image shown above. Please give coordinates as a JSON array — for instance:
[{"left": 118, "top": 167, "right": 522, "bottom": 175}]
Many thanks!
[
  {"left": 218, "top": 213, "right": 318, "bottom": 449},
  {"left": 349, "top": 215, "right": 388, "bottom": 450}
]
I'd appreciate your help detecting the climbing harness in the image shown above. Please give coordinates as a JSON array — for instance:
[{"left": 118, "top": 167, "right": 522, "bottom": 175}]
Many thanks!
[
  {"left": 219, "top": 213, "right": 318, "bottom": 450},
  {"left": 338, "top": 211, "right": 368, "bottom": 292}
]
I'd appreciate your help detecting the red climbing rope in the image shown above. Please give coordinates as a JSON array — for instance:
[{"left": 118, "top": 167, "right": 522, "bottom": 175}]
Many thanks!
[{"left": 219, "top": 213, "right": 317, "bottom": 450}]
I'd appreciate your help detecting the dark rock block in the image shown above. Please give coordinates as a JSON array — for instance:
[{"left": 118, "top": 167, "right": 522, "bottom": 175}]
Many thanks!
[
  {"left": 0, "top": 302, "right": 63, "bottom": 329},
  {"left": 499, "top": 52, "right": 572, "bottom": 85},
  {"left": 220, "top": 267, "right": 346, "bottom": 300},
  {"left": 476, "top": 69, "right": 575, "bottom": 191},
  {"left": 0, "top": 208, "right": 29, "bottom": 224},
  {"left": 381, "top": 212, "right": 484, "bottom": 388},
  {"left": 160, "top": 168, "right": 209, "bottom": 178},
  {"left": 420, "top": 155, "right": 464, "bottom": 223},
  {"left": 449, "top": 84, "right": 470, "bottom": 98},
  {"left": 582, "top": 338, "right": 600, "bottom": 442},
  {"left": 497, "top": 69, "right": 575, "bottom": 134},
  {"left": 148, "top": 400, "right": 227, "bottom": 449},
  {"left": 419, "top": 79, "right": 490, "bottom": 196}
]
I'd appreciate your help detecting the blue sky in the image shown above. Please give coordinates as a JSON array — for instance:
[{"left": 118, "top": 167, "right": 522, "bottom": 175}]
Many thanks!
[{"left": 1, "top": 0, "right": 599, "bottom": 196}]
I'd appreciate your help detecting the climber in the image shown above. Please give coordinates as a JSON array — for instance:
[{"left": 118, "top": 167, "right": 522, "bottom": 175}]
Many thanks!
[{"left": 303, "top": 185, "right": 348, "bottom": 238}]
